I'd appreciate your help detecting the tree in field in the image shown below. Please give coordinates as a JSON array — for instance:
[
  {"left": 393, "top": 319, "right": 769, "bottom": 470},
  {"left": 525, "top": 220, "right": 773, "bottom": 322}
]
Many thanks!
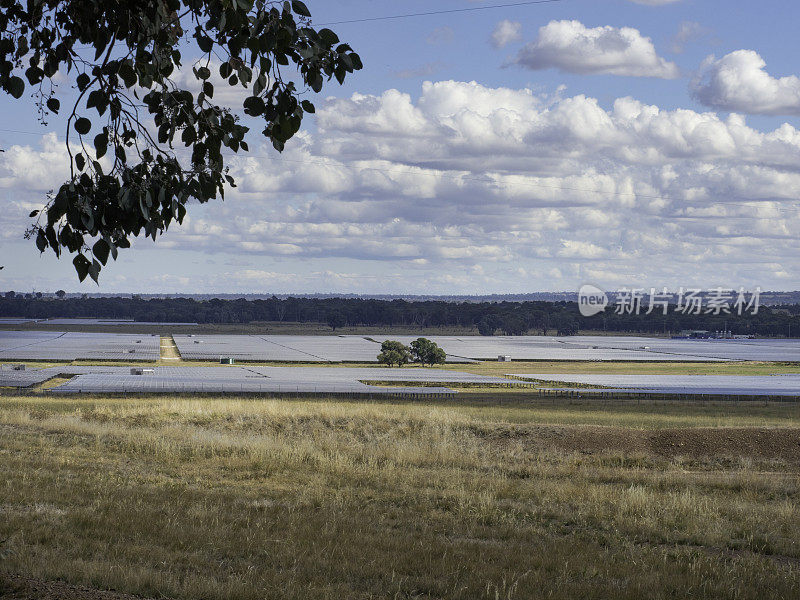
[
  {"left": 377, "top": 340, "right": 411, "bottom": 367},
  {"left": 477, "top": 314, "right": 501, "bottom": 336},
  {"left": 500, "top": 315, "right": 528, "bottom": 336},
  {"left": 0, "top": 1, "right": 361, "bottom": 282},
  {"left": 409, "top": 337, "right": 446, "bottom": 367},
  {"left": 55, "top": 289, "right": 66, "bottom": 299},
  {"left": 326, "top": 311, "right": 345, "bottom": 331}
]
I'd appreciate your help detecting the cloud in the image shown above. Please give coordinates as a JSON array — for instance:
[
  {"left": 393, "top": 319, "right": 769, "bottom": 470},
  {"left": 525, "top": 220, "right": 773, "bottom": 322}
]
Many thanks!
[
  {"left": 512, "top": 20, "right": 680, "bottom": 79},
  {"left": 670, "top": 21, "right": 706, "bottom": 53},
  {"left": 490, "top": 20, "right": 522, "bottom": 49},
  {"left": 426, "top": 26, "right": 454, "bottom": 45},
  {"left": 691, "top": 50, "right": 800, "bottom": 115},
  {"left": 6, "top": 80, "right": 800, "bottom": 293}
]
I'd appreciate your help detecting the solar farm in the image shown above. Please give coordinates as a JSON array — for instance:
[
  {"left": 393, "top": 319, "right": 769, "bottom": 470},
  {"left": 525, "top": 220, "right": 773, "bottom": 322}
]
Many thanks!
[
  {"left": 0, "top": 364, "right": 521, "bottom": 397},
  {"left": 1, "top": 329, "right": 800, "bottom": 398},
  {"left": 3, "top": 329, "right": 800, "bottom": 599}
]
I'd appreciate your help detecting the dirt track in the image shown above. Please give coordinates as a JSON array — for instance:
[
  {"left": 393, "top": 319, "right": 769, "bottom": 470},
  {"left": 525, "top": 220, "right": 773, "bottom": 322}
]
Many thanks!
[
  {"left": 475, "top": 425, "right": 800, "bottom": 463},
  {"left": 0, "top": 575, "right": 156, "bottom": 600}
]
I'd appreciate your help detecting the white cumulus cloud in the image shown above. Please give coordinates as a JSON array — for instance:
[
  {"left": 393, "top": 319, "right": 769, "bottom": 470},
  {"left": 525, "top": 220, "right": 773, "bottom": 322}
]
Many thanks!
[
  {"left": 513, "top": 20, "right": 680, "bottom": 79},
  {"left": 6, "top": 80, "right": 800, "bottom": 292},
  {"left": 691, "top": 50, "right": 800, "bottom": 115}
]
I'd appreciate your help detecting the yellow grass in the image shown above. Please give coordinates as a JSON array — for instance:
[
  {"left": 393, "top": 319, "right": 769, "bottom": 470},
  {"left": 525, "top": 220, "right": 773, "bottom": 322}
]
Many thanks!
[{"left": 1, "top": 394, "right": 799, "bottom": 599}]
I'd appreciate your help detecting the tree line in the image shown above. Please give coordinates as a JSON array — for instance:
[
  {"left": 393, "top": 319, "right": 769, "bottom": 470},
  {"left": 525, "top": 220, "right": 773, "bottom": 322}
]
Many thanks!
[{"left": 1, "top": 294, "right": 800, "bottom": 337}]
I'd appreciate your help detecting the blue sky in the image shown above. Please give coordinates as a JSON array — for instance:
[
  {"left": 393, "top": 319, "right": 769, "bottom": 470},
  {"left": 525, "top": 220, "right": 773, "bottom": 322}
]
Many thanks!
[{"left": 2, "top": 0, "right": 800, "bottom": 294}]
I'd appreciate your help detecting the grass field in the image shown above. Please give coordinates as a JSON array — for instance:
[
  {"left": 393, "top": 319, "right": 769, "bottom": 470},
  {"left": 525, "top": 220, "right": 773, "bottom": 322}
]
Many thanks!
[{"left": 1, "top": 392, "right": 799, "bottom": 599}]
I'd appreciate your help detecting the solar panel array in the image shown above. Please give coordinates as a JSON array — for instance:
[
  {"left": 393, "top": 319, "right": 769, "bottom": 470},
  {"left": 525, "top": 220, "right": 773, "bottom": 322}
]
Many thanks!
[
  {"left": 42, "top": 365, "right": 513, "bottom": 396},
  {"left": 4, "top": 329, "right": 800, "bottom": 363},
  {"left": 0, "top": 365, "right": 129, "bottom": 387},
  {"left": 0, "top": 331, "right": 160, "bottom": 361},
  {"left": 172, "top": 335, "right": 473, "bottom": 363},
  {"left": 510, "top": 373, "right": 800, "bottom": 397},
  {"left": 1, "top": 364, "right": 522, "bottom": 396},
  {"left": 370, "top": 335, "right": 800, "bottom": 362},
  {"left": 39, "top": 318, "right": 198, "bottom": 326}
]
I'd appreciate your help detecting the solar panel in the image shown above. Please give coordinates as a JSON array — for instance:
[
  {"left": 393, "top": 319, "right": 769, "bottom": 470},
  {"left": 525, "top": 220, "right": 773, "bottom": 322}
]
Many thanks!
[
  {"left": 15, "top": 364, "right": 527, "bottom": 396},
  {"left": 510, "top": 373, "right": 800, "bottom": 397},
  {"left": 0, "top": 331, "right": 160, "bottom": 361}
]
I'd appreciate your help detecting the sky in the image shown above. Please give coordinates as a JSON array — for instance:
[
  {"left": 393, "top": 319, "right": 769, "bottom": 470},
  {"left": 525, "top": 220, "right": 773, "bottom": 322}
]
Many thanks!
[{"left": 2, "top": 0, "right": 800, "bottom": 294}]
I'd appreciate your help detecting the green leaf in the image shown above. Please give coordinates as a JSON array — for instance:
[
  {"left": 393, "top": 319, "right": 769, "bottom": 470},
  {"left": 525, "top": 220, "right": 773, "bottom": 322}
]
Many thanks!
[
  {"left": 253, "top": 74, "right": 267, "bottom": 96},
  {"left": 301, "top": 100, "right": 315, "bottom": 113},
  {"left": 46, "top": 98, "right": 60, "bottom": 113},
  {"left": 74, "top": 118, "right": 91, "bottom": 135},
  {"left": 36, "top": 230, "right": 47, "bottom": 253},
  {"left": 220, "top": 62, "right": 233, "bottom": 78},
  {"left": 92, "top": 239, "right": 110, "bottom": 265},
  {"left": 118, "top": 62, "right": 137, "bottom": 88},
  {"left": 29, "top": 210, "right": 39, "bottom": 218},
  {"left": 243, "top": 96, "right": 265, "bottom": 116},
  {"left": 73, "top": 254, "right": 90, "bottom": 282},
  {"left": 8, "top": 76, "right": 24, "bottom": 99},
  {"left": 88, "top": 259, "right": 100, "bottom": 283},
  {"left": 25, "top": 65, "right": 44, "bottom": 85},
  {"left": 94, "top": 133, "right": 107, "bottom": 159},
  {"left": 292, "top": 1, "right": 311, "bottom": 17},
  {"left": 76, "top": 72, "right": 90, "bottom": 91},
  {"left": 196, "top": 66, "right": 211, "bottom": 80},
  {"left": 197, "top": 35, "right": 213, "bottom": 53},
  {"left": 181, "top": 126, "right": 197, "bottom": 146},
  {"left": 75, "top": 153, "right": 85, "bottom": 171},
  {"left": 319, "top": 29, "right": 340, "bottom": 46}
]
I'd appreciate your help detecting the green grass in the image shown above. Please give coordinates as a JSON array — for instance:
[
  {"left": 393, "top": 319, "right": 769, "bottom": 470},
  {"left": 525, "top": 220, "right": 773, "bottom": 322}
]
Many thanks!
[{"left": 1, "top": 394, "right": 799, "bottom": 599}]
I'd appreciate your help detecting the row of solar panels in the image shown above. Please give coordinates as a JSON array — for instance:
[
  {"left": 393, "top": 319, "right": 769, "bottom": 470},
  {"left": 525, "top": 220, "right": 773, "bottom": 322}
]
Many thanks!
[
  {"left": 4, "top": 331, "right": 800, "bottom": 362},
  {"left": 0, "top": 318, "right": 197, "bottom": 325},
  {"left": 510, "top": 373, "right": 800, "bottom": 397},
  {"left": 175, "top": 334, "right": 800, "bottom": 362},
  {"left": 0, "top": 365, "right": 520, "bottom": 396},
  {"left": 0, "top": 331, "right": 160, "bottom": 361}
]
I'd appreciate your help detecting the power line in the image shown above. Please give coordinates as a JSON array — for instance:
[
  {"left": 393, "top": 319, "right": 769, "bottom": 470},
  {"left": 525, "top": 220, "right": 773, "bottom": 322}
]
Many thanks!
[
  {"left": 0, "top": 128, "right": 51, "bottom": 136},
  {"left": 318, "top": 0, "right": 566, "bottom": 26}
]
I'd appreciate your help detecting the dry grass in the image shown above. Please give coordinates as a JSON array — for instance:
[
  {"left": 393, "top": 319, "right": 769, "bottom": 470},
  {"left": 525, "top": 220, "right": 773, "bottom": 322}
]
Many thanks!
[{"left": 1, "top": 394, "right": 799, "bottom": 599}]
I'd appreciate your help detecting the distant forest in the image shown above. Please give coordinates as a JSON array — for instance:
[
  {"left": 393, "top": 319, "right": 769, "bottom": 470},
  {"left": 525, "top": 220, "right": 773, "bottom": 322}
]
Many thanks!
[{"left": 2, "top": 294, "right": 800, "bottom": 337}]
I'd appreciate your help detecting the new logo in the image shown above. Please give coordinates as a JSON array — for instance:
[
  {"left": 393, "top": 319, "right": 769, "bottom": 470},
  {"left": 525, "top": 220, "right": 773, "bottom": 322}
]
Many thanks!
[{"left": 578, "top": 284, "right": 608, "bottom": 317}]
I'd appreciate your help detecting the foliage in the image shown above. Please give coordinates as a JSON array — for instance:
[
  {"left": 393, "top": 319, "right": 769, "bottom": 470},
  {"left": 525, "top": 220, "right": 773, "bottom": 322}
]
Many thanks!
[
  {"left": 409, "top": 337, "right": 446, "bottom": 366},
  {"left": 326, "top": 310, "right": 345, "bottom": 331},
  {"left": 377, "top": 339, "right": 411, "bottom": 367},
  {"left": 477, "top": 315, "right": 501, "bottom": 336},
  {"left": 1, "top": 295, "right": 799, "bottom": 337},
  {"left": 0, "top": 0, "right": 361, "bottom": 282}
]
